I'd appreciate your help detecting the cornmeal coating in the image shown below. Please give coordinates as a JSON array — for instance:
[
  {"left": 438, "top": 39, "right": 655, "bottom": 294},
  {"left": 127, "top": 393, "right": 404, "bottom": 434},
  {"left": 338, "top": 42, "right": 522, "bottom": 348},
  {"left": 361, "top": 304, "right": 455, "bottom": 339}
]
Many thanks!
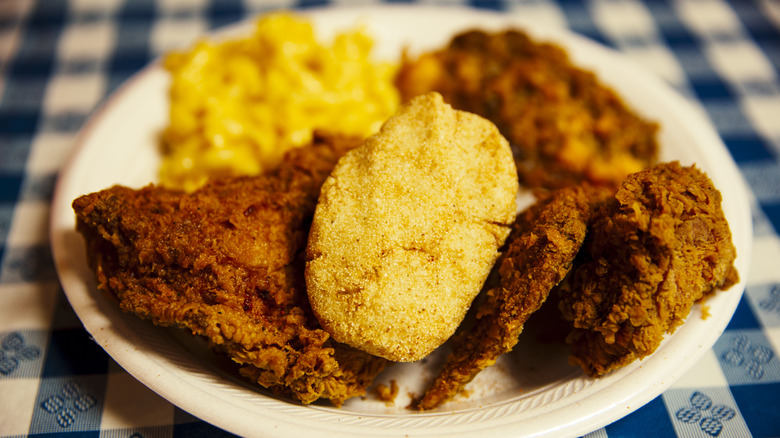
[
  {"left": 415, "top": 186, "right": 607, "bottom": 410},
  {"left": 73, "top": 133, "right": 387, "bottom": 406},
  {"left": 395, "top": 29, "right": 658, "bottom": 190},
  {"left": 306, "top": 92, "right": 519, "bottom": 362},
  {"left": 558, "top": 162, "right": 739, "bottom": 377}
]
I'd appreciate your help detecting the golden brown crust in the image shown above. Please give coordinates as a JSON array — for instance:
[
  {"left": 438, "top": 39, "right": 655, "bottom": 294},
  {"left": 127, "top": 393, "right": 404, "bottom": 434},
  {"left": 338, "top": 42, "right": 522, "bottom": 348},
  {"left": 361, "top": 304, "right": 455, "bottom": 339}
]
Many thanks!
[
  {"left": 414, "top": 185, "right": 608, "bottom": 410},
  {"left": 558, "top": 162, "right": 738, "bottom": 377},
  {"left": 395, "top": 29, "right": 659, "bottom": 190},
  {"left": 72, "top": 133, "right": 387, "bottom": 405},
  {"left": 306, "top": 93, "right": 519, "bottom": 362}
]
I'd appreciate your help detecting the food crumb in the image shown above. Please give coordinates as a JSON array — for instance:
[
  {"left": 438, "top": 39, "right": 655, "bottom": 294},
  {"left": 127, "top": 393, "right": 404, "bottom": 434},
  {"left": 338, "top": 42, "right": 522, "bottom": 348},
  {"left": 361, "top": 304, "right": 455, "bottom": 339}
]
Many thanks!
[{"left": 373, "top": 380, "right": 399, "bottom": 405}]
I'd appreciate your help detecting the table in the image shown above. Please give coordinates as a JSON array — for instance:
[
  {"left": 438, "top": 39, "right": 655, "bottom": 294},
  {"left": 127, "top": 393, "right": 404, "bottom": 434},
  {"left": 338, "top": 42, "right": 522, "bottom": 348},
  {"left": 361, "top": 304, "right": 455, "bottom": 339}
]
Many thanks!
[{"left": 1, "top": 0, "right": 778, "bottom": 436}]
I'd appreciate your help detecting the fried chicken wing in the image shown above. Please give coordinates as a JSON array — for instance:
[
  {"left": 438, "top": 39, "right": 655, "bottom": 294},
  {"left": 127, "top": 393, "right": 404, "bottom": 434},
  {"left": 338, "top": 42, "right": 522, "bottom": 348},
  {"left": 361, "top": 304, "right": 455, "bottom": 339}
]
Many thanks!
[
  {"left": 415, "top": 186, "right": 607, "bottom": 410},
  {"left": 558, "top": 161, "right": 739, "bottom": 377},
  {"left": 72, "top": 133, "right": 387, "bottom": 405},
  {"left": 395, "top": 29, "right": 659, "bottom": 190}
]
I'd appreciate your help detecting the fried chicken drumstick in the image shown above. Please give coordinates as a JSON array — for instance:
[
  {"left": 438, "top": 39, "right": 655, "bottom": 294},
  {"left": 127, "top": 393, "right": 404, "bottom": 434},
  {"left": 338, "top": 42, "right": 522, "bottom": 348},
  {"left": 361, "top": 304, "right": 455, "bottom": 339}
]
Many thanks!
[
  {"left": 415, "top": 186, "right": 608, "bottom": 410},
  {"left": 558, "top": 161, "right": 739, "bottom": 376},
  {"left": 72, "top": 133, "right": 387, "bottom": 405}
]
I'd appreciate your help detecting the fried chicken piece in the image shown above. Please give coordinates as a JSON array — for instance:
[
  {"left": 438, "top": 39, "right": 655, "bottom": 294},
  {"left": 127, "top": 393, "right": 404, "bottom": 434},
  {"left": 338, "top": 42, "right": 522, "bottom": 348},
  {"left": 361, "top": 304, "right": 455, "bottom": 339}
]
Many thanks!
[
  {"left": 72, "top": 133, "right": 387, "bottom": 405},
  {"left": 395, "top": 29, "right": 659, "bottom": 190},
  {"left": 414, "top": 185, "right": 608, "bottom": 410},
  {"left": 558, "top": 161, "right": 739, "bottom": 377}
]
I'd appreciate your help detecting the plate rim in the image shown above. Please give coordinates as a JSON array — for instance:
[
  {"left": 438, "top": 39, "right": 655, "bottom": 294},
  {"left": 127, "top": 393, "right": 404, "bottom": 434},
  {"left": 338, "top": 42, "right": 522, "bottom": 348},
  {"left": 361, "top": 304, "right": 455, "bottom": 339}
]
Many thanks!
[{"left": 49, "top": 4, "right": 752, "bottom": 438}]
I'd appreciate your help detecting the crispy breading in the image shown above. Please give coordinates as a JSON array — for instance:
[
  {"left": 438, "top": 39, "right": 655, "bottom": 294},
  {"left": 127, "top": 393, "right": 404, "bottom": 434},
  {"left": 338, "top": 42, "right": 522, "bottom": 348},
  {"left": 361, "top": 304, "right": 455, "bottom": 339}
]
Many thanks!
[
  {"left": 395, "top": 29, "right": 659, "bottom": 190},
  {"left": 72, "top": 133, "right": 387, "bottom": 405},
  {"left": 415, "top": 185, "right": 608, "bottom": 410},
  {"left": 558, "top": 162, "right": 739, "bottom": 377},
  {"left": 306, "top": 93, "right": 519, "bottom": 362}
]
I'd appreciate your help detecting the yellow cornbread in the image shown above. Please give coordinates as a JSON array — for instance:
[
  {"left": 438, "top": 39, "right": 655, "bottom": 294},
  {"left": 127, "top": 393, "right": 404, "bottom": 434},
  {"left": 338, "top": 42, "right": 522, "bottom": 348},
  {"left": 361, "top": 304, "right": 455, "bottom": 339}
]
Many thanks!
[{"left": 305, "top": 92, "right": 519, "bottom": 362}]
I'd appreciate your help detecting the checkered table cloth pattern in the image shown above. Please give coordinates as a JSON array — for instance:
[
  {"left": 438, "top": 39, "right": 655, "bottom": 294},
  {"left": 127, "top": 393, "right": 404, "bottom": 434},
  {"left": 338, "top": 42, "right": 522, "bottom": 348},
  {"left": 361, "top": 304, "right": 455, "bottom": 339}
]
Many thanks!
[{"left": 1, "top": 0, "right": 779, "bottom": 436}]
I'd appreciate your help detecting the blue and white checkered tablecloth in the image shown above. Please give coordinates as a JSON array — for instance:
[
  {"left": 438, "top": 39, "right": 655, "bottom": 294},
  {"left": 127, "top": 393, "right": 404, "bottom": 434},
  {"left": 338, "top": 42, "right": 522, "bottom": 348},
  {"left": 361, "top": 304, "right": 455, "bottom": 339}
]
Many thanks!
[{"left": 1, "top": 0, "right": 779, "bottom": 436}]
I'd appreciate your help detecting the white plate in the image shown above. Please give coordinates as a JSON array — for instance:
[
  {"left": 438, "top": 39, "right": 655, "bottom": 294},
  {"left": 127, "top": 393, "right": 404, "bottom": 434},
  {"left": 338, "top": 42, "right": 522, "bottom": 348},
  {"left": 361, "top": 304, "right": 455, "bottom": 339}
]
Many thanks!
[{"left": 50, "top": 5, "right": 752, "bottom": 438}]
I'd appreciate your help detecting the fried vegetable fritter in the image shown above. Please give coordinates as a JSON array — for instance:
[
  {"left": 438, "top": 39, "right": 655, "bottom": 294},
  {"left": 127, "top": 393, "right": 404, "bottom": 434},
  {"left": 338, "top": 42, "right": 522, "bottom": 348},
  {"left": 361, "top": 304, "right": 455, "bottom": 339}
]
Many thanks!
[{"left": 306, "top": 93, "right": 519, "bottom": 362}]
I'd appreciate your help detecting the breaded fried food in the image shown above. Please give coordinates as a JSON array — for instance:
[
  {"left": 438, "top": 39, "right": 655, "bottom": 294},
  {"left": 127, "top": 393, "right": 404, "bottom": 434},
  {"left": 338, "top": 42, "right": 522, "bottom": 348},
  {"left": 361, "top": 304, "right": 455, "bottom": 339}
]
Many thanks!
[
  {"left": 72, "top": 133, "right": 387, "bottom": 406},
  {"left": 558, "top": 161, "right": 739, "bottom": 377},
  {"left": 395, "top": 29, "right": 659, "bottom": 190},
  {"left": 306, "top": 92, "right": 519, "bottom": 362},
  {"left": 415, "top": 186, "right": 607, "bottom": 410}
]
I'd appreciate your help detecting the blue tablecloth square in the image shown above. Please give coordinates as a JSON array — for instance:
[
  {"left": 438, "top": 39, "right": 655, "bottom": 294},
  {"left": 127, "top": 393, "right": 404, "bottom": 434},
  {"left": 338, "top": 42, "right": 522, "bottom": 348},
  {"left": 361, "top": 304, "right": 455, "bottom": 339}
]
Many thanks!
[
  {"left": 727, "top": 135, "right": 777, "bottom": 164},
  {"left": 0, "top": 175, "right": 24, "bottom": 204},
  {"left": 759, "top": 204, "right": 780, "bottom": 236},
  {"left": 0, "top": 113, "right": 41, "bottom": 137},
  {"left": 206, "top": 0, "right": 247, "bottom": 29},
  {"left": 691, "top": 79, "right": 735, "bottom": 101},
  {"left": 603, "top": 396, "right": 677, "bottom": 438},
  {"left": 725, "top": 295, "right": 762, "bottom": 330},
  {"left": 171, "top": 419, "right": 239, "bottom": 438},
  {"left": 41, "top": 328, "right": 110, "bottom": 378},
  {"left": 730, "top": 383, "right": 780, "bottom": 438}
]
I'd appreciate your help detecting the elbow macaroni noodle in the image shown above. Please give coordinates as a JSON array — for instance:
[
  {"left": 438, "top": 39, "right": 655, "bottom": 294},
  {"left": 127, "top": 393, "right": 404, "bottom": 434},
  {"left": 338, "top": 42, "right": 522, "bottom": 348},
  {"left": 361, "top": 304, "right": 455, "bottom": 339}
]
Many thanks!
[{"left": 160, "top": 12, "right": 399, "bottom": 191}]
